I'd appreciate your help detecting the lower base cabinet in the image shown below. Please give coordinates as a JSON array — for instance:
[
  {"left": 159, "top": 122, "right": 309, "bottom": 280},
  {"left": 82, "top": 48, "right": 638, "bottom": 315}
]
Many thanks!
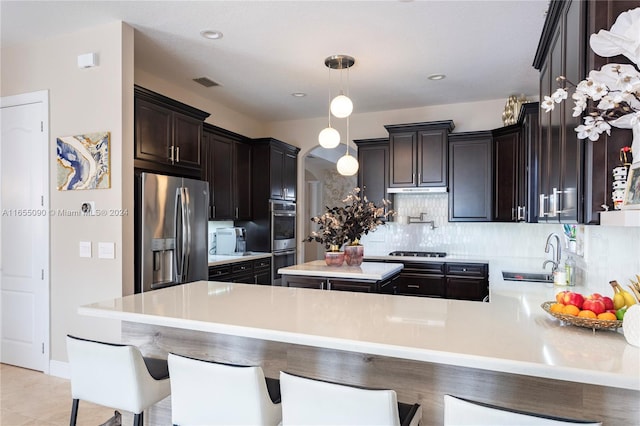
[
  {"left": 367, "top": 260, "right": 489, "bottom": 302},
  {"left": 281, "top": 274, "right": 398, "bottom": 294},
  {"left": 208, "top": 258, "right": 272, "bottom": 285}
]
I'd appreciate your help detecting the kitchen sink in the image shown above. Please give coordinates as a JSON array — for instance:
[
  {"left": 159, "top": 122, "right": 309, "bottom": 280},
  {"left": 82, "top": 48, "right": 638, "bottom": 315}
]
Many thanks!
[{"left": 502, "top": 271, "right": 554, "bottom": 283}]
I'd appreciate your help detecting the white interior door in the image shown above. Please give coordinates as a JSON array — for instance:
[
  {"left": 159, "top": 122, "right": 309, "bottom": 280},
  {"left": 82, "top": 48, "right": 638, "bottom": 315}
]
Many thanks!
[{"left": 0, "top": 91, "right": 50, "bottom": 372}]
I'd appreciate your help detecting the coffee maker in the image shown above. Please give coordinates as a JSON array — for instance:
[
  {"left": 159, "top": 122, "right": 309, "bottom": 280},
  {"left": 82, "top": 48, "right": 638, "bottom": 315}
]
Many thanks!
[{"left": 215, "top": 227, "right": 247, "bottom": 255}]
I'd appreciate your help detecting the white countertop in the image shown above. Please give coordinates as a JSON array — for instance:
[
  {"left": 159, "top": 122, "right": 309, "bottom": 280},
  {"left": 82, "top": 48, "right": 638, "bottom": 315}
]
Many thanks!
[
  {"left": 208, "top": 252, "right": 271, "bottom": 266},
  {"left": 80, "top": 260, "right": 640, "bottom": 391},
  {"left": 278, "top": 260, "right": 403, "bottom": 281}
]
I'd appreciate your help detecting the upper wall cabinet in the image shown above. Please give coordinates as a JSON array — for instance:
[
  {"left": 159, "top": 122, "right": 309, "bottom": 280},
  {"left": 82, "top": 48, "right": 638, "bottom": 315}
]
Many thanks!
[
  {"left": 533, "top": 0, "right": 637, "bottom": 224},
  {"left": 448, "top": 131, "right": 493, "bottom": 222},
  {"left": 492, "top": 102, "right": 539, "bottom": 223},
  {"left": 354, "top": 138, "right": 390, "bottom": 206},
  {"left": 134, "top": 85, "right": 210, "bottom": 176},
  {"left": 251, "top": 138, "right": 300, "bottom": 203},
  {"left": 201, "top": 124, "right": 251, "bottom": 220},
  {"left": 385, "top": 121, "right": 454, "bottom": 192}
]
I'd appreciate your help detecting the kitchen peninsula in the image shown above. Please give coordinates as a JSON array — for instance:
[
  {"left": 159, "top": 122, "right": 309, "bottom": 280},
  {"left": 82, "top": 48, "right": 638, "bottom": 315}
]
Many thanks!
[{"left": 79, "top": 276, "right": 639, "bottom": 425}]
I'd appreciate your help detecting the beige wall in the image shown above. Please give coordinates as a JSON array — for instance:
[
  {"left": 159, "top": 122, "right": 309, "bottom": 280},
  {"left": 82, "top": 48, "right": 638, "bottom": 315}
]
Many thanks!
[
  {"left": 135, "top": 69, "right": 266, "bottom": 138},
  {"left": 1, "top": 22, "right": 134, "bottom": 364}
]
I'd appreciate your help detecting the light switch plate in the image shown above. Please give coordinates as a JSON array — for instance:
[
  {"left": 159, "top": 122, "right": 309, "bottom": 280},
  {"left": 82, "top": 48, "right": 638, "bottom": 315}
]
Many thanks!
[
  {"left": 79, "top": 241, "right": 91, "bottom": 258},
  {"left": 98, "top": 242, "right": 115, "bottom": 259}
]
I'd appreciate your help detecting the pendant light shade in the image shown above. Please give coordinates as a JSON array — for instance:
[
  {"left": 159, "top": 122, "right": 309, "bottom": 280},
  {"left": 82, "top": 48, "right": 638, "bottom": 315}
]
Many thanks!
[
  {"left": 337, "top": 153, "right": 359, "bottom": 176},
  {"left": 330, "top": 93, "right": 353, "bottom": 118},
  {"left": 318, "top": 126, "right": 340, "bottom": 148}
]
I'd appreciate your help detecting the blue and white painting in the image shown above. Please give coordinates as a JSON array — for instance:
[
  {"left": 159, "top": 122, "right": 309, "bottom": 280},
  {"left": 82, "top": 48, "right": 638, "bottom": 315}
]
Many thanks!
[{"left": 56, "top": 132, "right": 110, "bottom": 190}]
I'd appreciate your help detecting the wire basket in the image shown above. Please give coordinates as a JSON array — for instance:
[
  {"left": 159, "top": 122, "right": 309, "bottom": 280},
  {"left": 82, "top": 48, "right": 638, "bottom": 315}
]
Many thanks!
[{"left": 541, "top": 301, "right": 622, "bottom": 331}]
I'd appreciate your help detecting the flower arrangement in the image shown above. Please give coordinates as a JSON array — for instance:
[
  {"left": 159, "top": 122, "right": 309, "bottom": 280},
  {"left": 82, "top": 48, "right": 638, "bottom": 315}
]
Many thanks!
[
  {"left": 541, "top": 7, "right": 640, "bottom": 160},
  {"left": 304, "top": 187, "right": 394, "bottom": 250}
]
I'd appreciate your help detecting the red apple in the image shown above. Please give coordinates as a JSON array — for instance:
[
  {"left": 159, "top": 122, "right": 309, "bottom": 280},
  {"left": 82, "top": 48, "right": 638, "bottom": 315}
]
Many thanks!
[
  {"left": 601, "top": 296, "right": 614, "bottom": 310},
  {"left": 583, "top": 298, "right": 606, "bottom": 315},
  {"left": 556, "top": 290, "right": 569, "bottom": 304},
  {"left": 563, "top": 292, "right": 584, "bottom": 309}
]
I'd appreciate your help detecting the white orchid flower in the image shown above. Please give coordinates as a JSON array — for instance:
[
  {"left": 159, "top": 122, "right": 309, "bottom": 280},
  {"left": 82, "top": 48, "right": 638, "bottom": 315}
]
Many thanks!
[
  {"left": 551, "top": 88, "right": 568, "bottom": 103},
  {"left": 589, "top": 8, "right": 640, "bottom": 66},
  {"left": 597, "top": 95, "right": 616, "bottom": 110},
  {"left": 541, "top": 96, "right": 556, "bottom": 112},
  {"left": 575, "top": 116, "right": 611, "bottom": 141}
]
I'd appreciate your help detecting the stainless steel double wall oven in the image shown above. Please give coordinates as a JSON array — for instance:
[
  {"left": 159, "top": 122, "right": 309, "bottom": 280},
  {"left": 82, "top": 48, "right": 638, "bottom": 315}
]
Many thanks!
[{"left": 270, "top": 200, "right": 296, "bottom": 284}]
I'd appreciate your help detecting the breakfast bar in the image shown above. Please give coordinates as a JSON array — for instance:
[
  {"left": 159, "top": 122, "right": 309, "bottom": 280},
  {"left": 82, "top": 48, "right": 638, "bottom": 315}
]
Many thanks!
[{"left": 79, "top": 274, "right": 639, "bottom": 425}]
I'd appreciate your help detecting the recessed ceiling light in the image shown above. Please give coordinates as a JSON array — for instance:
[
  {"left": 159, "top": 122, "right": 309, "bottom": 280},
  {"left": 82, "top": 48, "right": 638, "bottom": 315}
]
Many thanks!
[
  {"left": 428, "top": 74, "right": 446, "bottom": 81},
  {"left": 200, "top": 30, "right": 223, "bottom": 40},
  {"left": 291, "top": 92, "right": 307, "bottom": 97}
]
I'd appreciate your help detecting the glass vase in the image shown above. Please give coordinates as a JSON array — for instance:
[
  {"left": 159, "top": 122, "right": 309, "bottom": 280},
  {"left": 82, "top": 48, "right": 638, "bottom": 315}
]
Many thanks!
[
  {"left": 344, "top": 244, "right": 364, "bottom": 266},
  {"left": 324, "top": 250, "right": 345, "bottom": 266}
]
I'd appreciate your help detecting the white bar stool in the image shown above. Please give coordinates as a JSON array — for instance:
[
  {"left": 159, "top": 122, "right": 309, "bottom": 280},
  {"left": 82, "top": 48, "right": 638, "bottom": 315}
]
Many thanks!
[
  {"left": 167, "top": 353, "right": 282, "bottom": 425},
  {"left": 444, "top": 395, "right": 602, "bottom": 425},
  {"left": 280, "top": 371, "right": 422, "bottom": 426},
  {"left": 66, "top": 335, "right": 171, "bottom": 426}
]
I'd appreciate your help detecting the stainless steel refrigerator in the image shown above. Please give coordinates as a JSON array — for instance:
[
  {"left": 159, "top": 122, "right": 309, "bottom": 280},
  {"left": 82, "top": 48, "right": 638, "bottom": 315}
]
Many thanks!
[{"left": 138, "top": 172, "right": 209, "bottom": 292}]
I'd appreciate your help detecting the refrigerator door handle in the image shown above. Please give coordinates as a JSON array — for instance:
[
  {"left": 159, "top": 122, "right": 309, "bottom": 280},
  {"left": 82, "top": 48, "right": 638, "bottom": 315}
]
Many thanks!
[
  {"left": 182, "top": 187, "right": 192, "bottom": 280},
  {"left": 175, "top": 187, "right": 189, "bottom": 283}
]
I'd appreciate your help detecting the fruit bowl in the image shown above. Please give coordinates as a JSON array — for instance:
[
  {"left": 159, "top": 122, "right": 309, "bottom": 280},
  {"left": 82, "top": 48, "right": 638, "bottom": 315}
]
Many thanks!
[{"left": 541, "top": 301, "right": 623, "bottom": 331}]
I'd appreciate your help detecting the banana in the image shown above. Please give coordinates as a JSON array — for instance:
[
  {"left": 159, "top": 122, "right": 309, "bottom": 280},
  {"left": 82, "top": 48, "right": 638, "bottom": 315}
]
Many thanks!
[
  {"left": 610, "top": 280, "right": 636, "bottom": 308},
  {"left": 611, "top": 280, "right": 626, "bottom": 310}
]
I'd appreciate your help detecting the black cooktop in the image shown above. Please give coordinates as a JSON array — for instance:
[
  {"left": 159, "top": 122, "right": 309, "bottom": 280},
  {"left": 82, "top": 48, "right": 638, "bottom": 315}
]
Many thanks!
[{"left": 389, "top": 251, "right": 447, "bottom": 258}]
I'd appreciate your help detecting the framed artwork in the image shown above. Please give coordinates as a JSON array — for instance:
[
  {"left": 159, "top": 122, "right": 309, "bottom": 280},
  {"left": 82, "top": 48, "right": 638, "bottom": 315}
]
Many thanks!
[
  {"left": 56, "top": 132, "right": 110, "bottom": 190},
  {"left": 622, "top": 162, "right": 640, "bottom": 210}
]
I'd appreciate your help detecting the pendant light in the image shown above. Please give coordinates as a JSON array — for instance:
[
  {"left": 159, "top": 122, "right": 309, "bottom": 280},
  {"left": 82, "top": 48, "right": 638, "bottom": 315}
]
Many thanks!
[
  {"left": 327, "top": 55, "right": 354, "bottom": 118},
  {"left": 318, "top": 62, "right": 340, "bottom": 149},
  {"left": 336, "top": 115, "right": 359, "bottom": 176}
]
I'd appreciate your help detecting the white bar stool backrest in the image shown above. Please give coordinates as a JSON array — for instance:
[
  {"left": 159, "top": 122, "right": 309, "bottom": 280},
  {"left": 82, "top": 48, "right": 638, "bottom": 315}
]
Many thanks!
[
  {"left": 66, "top": 335, "right": 169, "bottom": 415},
  {"left": 168, "top": 353, "right": 281, "bottom": 426},
  {"left": 280, "top": 371, "right": 402, "bottom": 426},
  {"left": 444, "top": 395, "right": 602, "bottom": 426}
]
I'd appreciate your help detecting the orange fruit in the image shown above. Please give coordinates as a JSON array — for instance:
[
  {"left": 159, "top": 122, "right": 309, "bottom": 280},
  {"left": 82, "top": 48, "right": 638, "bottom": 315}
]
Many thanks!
[
  {"left": 550, "top": 303, "right": 565, "bottom": 313},
  {"left": 562, "top": 304, "right": 580, "bottom": 316},
  {"left": 597, "top": 312, "right": 617, "bottom": 321},
  {"left": 578, "top": 310, "right": 597, "bottom": 319}
]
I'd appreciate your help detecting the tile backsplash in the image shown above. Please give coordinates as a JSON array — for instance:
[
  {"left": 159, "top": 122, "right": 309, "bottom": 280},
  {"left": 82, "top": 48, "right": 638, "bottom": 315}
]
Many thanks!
[{"left": 360, "top": 194, "right": 640, "bottom": 293}]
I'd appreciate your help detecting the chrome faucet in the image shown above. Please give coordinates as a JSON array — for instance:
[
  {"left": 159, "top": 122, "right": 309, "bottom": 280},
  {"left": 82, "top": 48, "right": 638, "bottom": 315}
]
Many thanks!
[{"left": 542, "top": 233, "right": 562, "bottom": 272}]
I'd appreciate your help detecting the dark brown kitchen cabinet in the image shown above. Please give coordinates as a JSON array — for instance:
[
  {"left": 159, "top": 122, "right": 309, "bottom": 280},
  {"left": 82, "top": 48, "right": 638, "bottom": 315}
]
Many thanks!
[
  {"left": 385, "top": 121, "right": 454, "bottom": 190},
  {"left": 492, "top": 103, "right": 539, "bottom": 224},
  {"left": 493, "top": 125, "right": 520, "bottom": 222},
  {"left": 354, "top": 138, "right": 390, "bottom": 205},
  {"left": 201, "top": 124, "right": 251, "bottom": 220},
  {"left": 533, "top": 0, "right": 636, "bottom": 224},
  {"left": 448, "top": 131, "right": 493, "bottom": 222},
  {"left": 208, "top": 257, "right": 272, "bottom": 285},
  {"left": 445, "top": 263, "right": 489, "bottom": 302},
  {"left": 281, "top": 273, "right": 399, "bottom": 293},
  {"left": 393, "top": 261, "right": 446, "bottom": 298},
  {"left": 134, "top": 85, "right": 209, "bottom": 176},
  {"left": 251, "top": 138, "right": 300, "bottom": 202}
]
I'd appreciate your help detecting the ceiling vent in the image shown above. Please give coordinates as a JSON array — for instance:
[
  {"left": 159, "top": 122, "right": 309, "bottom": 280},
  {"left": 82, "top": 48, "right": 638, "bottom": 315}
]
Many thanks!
[{"left": 193, "top": 77, "right": 219, "bottom": 88}]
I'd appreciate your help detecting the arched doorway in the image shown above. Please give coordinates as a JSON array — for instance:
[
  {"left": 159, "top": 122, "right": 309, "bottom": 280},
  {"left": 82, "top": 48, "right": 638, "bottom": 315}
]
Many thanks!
[{"left": 302, "top": 144, "right": 357, "bottom": 262}]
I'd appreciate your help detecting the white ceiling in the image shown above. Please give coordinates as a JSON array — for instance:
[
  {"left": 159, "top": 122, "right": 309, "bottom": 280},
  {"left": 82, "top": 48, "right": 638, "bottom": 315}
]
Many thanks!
[{"left": 1, "top": 0, "right": 549, "bottom": 123}]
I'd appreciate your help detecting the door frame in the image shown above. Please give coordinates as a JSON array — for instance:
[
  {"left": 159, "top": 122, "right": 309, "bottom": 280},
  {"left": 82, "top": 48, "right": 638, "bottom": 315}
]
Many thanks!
[{"left": 0, "top": 90, "right": 50, "bottom": 373}]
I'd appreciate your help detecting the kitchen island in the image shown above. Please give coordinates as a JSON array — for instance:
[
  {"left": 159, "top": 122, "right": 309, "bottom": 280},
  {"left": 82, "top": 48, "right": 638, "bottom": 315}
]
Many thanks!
[
  {"left": 79, "top": 272, "right": 639, "bottom": 425},
  {"left": 278, "top": 260, "right": 403, "bottom": 292}
]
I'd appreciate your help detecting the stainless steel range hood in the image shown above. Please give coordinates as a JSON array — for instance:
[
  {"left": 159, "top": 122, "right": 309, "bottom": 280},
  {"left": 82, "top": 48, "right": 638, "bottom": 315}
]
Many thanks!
[{"left": 387, "top": 187, "right": 447, "bottom": 194}]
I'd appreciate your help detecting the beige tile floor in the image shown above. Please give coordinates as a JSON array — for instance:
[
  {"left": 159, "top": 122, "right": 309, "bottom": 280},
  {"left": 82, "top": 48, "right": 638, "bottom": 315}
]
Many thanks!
[{"left": 0, "top": 363, "right": 134, "bottom": 425}]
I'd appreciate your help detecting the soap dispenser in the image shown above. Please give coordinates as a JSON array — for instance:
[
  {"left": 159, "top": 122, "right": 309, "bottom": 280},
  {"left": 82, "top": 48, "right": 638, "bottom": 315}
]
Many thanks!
[{"left": 564, "top": 255, "right": 576, "bottom": 286}]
